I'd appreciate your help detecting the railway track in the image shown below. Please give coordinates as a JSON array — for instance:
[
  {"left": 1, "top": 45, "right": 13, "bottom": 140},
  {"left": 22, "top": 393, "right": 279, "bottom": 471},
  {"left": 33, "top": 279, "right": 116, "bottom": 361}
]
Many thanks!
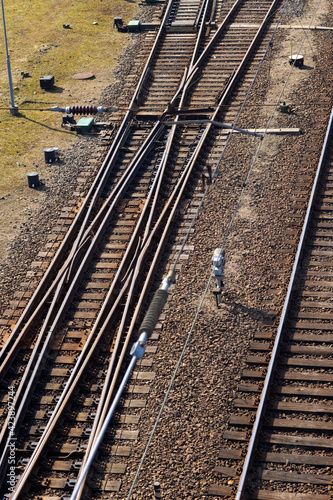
[
  {"left": 210, "top": 109, "right": 333, "bottom": 499},
  {"left": 1, "top": 0, "right": 331, "bottom": 498}
]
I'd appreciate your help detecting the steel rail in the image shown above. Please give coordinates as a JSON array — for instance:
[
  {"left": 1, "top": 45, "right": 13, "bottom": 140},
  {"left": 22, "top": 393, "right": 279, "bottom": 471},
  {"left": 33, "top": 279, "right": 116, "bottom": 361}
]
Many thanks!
[
  {"left": 2, "top": 24, "right": 194, "bottom": 379},
  {"left": 4, "top": 121, "right": 164, "bottom": 493},
  {"left": 70, "top": 348, "right": 139, "bottom": 500},
  {"left": 0, "top": 125, "right": 165, "bottom": 473},
  {"left": 10, "top": 108, "right": 193, "bottom": 497},
  {"left": 0, "top": 0, "right": 178, "bottom": 367},
  {"left": 72, "top": 13, "right": 210, "bottom": 486},
  {"left": 5, "top": 0, "right": 281, "bottom": 497},
  {"left": 201, "top": 0, "right": 281, "bottom": 111},
  {"left": 235, "top": 105, "right": 333, "bottom": 500},
  {"left": 77, "top": 125, "right": 209, "bottom": 494},
  {"left": 2, "top": 0, "right": 200, "bottom": 494},
  {"left": 0, "top": 124, "right": 167, "bottom": 461},
  {"left": 73, "top": 83, "right": 216, "bottom": 497},
  {"left": 55, "top": 0, "right": 280, "bottom": 494},
  {"left": 1, "top": 0, "right": 200, "bottom": 368},
  {"left": 49, "top": 69, "right": 194, "bottom": 337},
  {"left": 0, "top": 234, "right": 93, "bottom": 383},
  {"left": 188, "top": 0, "right": 244, "bottom": 77},
  {"left": 23, "top": 149, "right": 171, "bottom": 500},
  {"left": 74, "top": 1, "right": 215, "bottom": 490},
  {"left": 0, "top": 122, "right": 162, "bottom": 394},
  {"left": 8, "top": 270, "right": 136, "bottom": 500},
  {"left": 1, "top": 0, "right": 265, "bottom": 374},
  {"left": 0, "top": 121, "right": 132, "bottom": 364},
  {"left": 74, "top": 99, "right": 224, "bottom": 495},
  {"left": 73, "top": 93, "right": 201, "bottom": 499},
  {"left": 0, "top": 272, "right": 68, "bottom": 478},
  {"left": 195, "top": 0, "right": 209, "bottom": 28},
  {"left": 7, "top": 65, "right": 199, "bottom": 499},
  {"left": 5, "top": 17, "right": 196, "bottom": 486},
  {"left": 127, "top": 0, "right": 179, "bottom": 111},
  {"left": 76, "top": 121, "right": 184, "bottom": 497}
]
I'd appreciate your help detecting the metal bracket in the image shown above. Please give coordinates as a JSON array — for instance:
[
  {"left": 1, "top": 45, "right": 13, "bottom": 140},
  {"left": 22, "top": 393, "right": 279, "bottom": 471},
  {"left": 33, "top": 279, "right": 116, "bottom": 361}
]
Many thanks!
[
  {"left": 212, "top": 248, "right": 226, "bottom": 307},
  {"left": 130, "top": 332, "right": 147, "bottom": 360}
]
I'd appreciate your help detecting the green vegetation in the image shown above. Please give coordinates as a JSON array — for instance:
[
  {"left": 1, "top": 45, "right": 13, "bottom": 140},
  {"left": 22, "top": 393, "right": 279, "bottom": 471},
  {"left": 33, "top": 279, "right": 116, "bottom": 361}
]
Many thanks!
[{"left": 0, "top": 0, "right": 138, "bottom": 193}]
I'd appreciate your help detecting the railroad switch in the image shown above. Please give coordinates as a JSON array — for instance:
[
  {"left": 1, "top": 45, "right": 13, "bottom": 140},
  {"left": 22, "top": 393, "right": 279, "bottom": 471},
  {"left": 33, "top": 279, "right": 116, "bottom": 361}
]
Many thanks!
[{"left": 212, "top": 248, "right": 227, "bottom": 307}]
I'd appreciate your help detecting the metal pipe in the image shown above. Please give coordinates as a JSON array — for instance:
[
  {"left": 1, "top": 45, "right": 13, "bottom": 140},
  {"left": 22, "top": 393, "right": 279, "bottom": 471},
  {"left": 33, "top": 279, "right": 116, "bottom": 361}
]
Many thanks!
[
  {"left": 164, "top": 119, "right": 263, "bottom": 137},
  {"left": 0, "top": 0, "right": 17, "bottom": 114},
  {"left": 154, "top": 482, "right": 161, "bottom": 499},
  {"left": 73, "top": 269, "right": 174, "bottom": 498},
  {"left": 70, "top": 332, "right": 148, "bottom": 500}
]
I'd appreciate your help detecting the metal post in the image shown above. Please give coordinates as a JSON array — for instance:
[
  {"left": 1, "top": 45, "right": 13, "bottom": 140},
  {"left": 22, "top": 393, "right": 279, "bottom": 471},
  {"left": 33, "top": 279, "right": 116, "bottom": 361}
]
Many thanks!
[
  {"left": 212, "top": 248, "right": 226, "bottom": 306},
  {"left": 154, "top": 482, "right": 161, "bottom": 499},
  {"left": 0, "top": 0, "right": 18, "bottom": 115}
]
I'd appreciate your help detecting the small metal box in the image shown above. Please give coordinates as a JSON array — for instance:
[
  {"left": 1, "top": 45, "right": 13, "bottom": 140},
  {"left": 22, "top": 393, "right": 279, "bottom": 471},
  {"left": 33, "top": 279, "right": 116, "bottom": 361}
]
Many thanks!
[
  {"left": 127, "top": 20, "right": 140, "bottom": 32},
  {"left": 75, "top": 117, "right": 94, "bottom": 132},
  {"left": 40, "top": 75, "right": 55, "bottom": 90}
]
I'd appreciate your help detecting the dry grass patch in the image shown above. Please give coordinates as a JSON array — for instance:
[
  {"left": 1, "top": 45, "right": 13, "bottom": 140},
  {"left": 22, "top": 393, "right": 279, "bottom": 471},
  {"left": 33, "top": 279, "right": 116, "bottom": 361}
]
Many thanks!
[
  {"left": 0, "top": 0, "right": 139, "bottom": 262},
  {"left": 0, "top": 0, "right": 138, "bottom": 194}
]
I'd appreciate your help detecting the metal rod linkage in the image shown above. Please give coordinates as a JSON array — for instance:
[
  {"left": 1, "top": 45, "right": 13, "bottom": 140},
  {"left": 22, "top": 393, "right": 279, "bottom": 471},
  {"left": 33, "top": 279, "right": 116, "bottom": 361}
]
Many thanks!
[{"left": 164, "top": 119, "right": 263, "bottom": 138}]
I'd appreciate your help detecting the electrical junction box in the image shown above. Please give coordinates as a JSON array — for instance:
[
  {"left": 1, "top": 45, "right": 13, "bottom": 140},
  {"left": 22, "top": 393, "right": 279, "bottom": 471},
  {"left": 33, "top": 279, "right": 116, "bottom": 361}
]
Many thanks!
[
  {"left": 127, "top": 20, "right": 140, "bottom": 31},
  {"left": 75, "top": 117, "right": 94, "bottom": 132},
  {"left": 40, "top": 75, "right": 55, "bottom": 90}
]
